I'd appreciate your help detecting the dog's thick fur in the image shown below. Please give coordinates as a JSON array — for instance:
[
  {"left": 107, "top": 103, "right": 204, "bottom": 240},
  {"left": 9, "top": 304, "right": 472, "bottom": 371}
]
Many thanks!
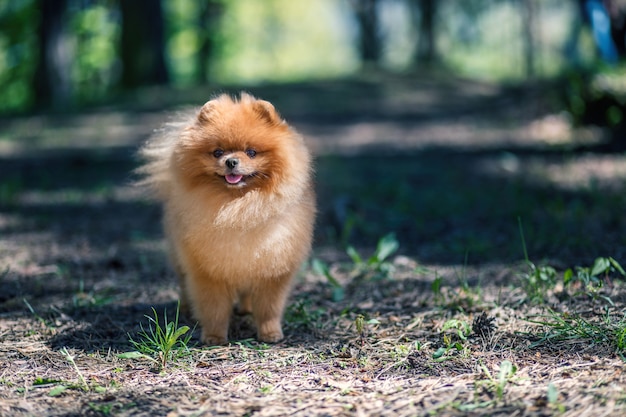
[{"left": 137, "top": 93, "right": 315, "bottom": 345}]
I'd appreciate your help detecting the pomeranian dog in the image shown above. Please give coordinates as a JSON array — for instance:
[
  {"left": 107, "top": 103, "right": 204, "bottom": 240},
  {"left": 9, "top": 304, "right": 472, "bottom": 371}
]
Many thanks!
[{"left": 137, "top": 93, "right": 315, "bottom": 345}]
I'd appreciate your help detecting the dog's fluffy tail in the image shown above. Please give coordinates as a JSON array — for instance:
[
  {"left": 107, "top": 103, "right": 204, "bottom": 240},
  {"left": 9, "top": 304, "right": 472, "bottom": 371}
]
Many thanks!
[{"left": 135, "top": 117, "right": 190, "bottom": 200}]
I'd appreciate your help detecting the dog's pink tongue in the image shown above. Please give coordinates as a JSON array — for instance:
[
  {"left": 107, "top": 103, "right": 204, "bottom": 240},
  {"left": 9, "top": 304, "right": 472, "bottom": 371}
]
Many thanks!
[{"left": 226, "top": 174, "right": 243, "bottom": 184}]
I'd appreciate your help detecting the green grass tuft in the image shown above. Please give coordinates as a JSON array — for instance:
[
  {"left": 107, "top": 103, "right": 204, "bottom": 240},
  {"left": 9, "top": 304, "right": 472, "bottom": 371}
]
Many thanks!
[{"left": 126, "top": 302, "right": 193, "bottom": 370}]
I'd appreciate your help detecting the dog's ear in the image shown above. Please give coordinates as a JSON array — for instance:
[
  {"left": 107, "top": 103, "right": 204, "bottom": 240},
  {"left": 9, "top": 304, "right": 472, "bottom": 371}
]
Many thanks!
[
  {"left": 197, "top": 100, "right": 217, "bottom": 124},
  {"left": 198, "top": 94, "right": 232, "bottom": 124},
  {"left": 252, "top": 99, "right": 282, "bottom": 125}
]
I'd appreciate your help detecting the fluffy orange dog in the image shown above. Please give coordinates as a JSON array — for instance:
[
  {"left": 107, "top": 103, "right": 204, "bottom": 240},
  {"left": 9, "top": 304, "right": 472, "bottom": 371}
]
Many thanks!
[{"left": 138, "top": 93, "right": 315, "bottom": 345}]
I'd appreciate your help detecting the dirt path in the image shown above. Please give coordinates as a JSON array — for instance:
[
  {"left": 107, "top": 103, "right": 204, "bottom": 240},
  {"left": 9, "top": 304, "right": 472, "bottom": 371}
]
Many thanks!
[{"left": 1, "top": 75, "right": 626, "bottom": 416}]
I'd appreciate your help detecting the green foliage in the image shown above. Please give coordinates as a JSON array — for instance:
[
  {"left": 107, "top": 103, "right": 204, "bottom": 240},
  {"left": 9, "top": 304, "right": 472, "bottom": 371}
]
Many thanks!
[
  {"left": 563, "top": 257, "right": 626, "bottom": 304},
  {"left": 521, "top": 263, "right": 558, "bottom": 303},
  {"left": 60, "top": 347, "right": 89, "bottom": 391},
  {"left": 547, "top": 382, "right": 565, "bottom": 412},
  {"left": 284, "top": 300, "right": 325, "bottom": 331},
  {"left": 432, "top": 318, "right": 472, "bottom": 361},
  {"left": 0, "top": 0, "right": 37, "bottom": 111},
  {"left": 0, "top": 1, "right": 119, "bottom": 110},
  {"left": 31, "top": 377, "right": 69, "bottom": 397},
  {"left": 519, "top": 245, "right": 625, "bottom": 305},
  {"left": 72, "top": 279, "right": 116, "bottom": 308},
  {"left": 477, "top": 360, "right": 517, "bottom": 402},
  {"left": 215, "top": 0, "right": 357, "bottom": 83},
  {"left": 516, "top": 219, "right": 625, "bottom": 305},
  {"left": 431, "top": 273, "right": 444, "bottom": 303},
  {"left": 0, "top": 0, "right": 609, "bottom": 112},
  {"left": 33, "top": 349, "right": 107, "bottom": 396},
  {"left": 126, "top": 303, "right": 193, "bottom": 370},
  {"left": 311, "top": 258, "right": 344, "bottom": 302},
  {"left": 0, "top": 0, "right": 359, "bottom": 111},
  {"left": 442, "top": 319, "right": 472, "bottom": 341},
  {"left": 518, "top": 217, "right": 558, "bottom": 303},
  {"left": 70, "top": 4, "right": 118, "bottom": 101},
  {"left": 164, "top": 0, "right": 210, "bottom": 84},
  {"left": 528, "top": 309, "right": 626, "bottom": 355},
  {"left": 564, "top": 68, "right": 626, "bottom": 130},
  {"left": 346, "top": 233, "right": 399, "bottom": 280}
]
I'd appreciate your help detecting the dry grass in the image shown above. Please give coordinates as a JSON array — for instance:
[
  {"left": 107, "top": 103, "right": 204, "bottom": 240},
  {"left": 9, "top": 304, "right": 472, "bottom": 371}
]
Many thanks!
[
  {"left": 1, "top": 76, "right": 626, "bottom": 416},
  {"left": 2, "top": 254, "right": 625, "bottom": 416}
]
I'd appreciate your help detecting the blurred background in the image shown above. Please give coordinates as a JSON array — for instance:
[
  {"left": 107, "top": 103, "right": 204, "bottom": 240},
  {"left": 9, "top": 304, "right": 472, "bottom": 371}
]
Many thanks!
[{"left": 0, "top": 0, "right": 624, "bottom": 121}]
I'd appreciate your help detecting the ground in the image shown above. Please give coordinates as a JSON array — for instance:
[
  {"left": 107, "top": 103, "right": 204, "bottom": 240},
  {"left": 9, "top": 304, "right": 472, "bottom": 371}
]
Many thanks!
[{"left": 1, "top": 74, "right": 626, "bottom": 416}]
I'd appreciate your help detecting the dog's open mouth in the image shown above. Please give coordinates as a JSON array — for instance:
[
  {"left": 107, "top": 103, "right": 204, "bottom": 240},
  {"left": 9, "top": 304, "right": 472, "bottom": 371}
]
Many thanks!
[{"left": 225, "top": 174, "right": 244, "bottom": 184}]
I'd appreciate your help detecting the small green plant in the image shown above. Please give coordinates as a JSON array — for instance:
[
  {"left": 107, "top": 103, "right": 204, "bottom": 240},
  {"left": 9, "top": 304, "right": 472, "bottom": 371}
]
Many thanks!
[
  {"left": 355, "top": 314, "right": 365, "bottom": 338},
  {"left": 547, "top": 382, "right": 565, "bottom": 413},
  {"left": 340, "top": 211, "right": 357, "bottom": 247},
  {"left": 431, "top": 273, "right": 444, "bottom": 305},
  {"left": 433, "top": 319, "right": 472, "bottom": 361},
  {"left": 527, "top": 309, "right": 626, "bottom": 356},
  {"left": 311, "top": 258, "right": 344, "bottom": 301},
  {"left": 353, "top": 314, "right": 380, "bottom": 345},
  {"left": 39, "top": 349, "right": 92, "bottom": 396},
  {"left": 346, "top": 233, "right": 399, "bottom": 280},
  {"left": 518, "top": 218, "right": 557, "bottom": 303},
  {"left": 563, "top": 257, "right": 625, "bottom": 305},
  {"left": 442, "top": 319, "right": 472, "bottom": 341},
  {"left": 32, "top": 377, "right": 68, "bottom": 397},
  {"left": 72, "top": 279, "right": 115, "bottom": 308},
  {"left": 126, "top": 303, "right": 193, "bottom": 370},
  {"left": 477, "top": 360, "right": 517, "bottom": 402},
  {"left": 60, "top": 347, "right": 89, "bottom": 391},
  {"left": 285, "top": 300, "right": 325, "bottom": 331},
  {"left": 522, "top": 263, "right": 557, "bottom": 303},
  {"left": 88, "top": 402, "right": 114, "bottom": 416},
  {"left": 259, "top": 385, "right": 274, "bottom": 394}
]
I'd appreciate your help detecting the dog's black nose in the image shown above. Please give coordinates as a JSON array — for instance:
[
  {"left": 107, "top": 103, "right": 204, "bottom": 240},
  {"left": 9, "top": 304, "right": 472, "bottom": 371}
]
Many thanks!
[{"left": 225, "top": 158, "right": 239, "bottom": 169}]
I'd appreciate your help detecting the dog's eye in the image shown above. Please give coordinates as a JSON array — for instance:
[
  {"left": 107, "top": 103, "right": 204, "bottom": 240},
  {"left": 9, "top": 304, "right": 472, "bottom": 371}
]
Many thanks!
[
  {"left": 245, "top": 149, "right": 257, "bottom": 158},
  {"left": 213, "top": 149, "right": 224, "bottom": 158}
]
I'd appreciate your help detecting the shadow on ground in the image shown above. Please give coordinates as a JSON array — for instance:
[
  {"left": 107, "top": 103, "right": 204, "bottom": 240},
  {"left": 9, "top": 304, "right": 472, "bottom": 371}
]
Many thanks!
[{"left": 1, "top": 76, "right": 625, "bottom": 354}]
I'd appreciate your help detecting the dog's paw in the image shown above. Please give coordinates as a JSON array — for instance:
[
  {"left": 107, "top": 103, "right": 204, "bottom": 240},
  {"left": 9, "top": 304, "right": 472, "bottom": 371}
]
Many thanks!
[
  {"left": 258, "top": 329, "right": 284, "bottom": 343},
  {"left": 201, "top": 332, "right": 228, "bottom": 346}
]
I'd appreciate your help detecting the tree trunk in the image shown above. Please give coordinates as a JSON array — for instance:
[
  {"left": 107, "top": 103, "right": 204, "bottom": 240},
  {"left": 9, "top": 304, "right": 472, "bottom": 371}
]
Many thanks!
[
  {"left": 119, "top": 0, "right": 168, "bottom": 89},
  {"left": 34, "top": 0, "right": 73, "bottom": 109},
  {"left": 353, "top": 0, "right": 381, "bottom": 65},
  {"left": 196, "top": 1, "right": 223, "bottom": 84},
  {"left": 413, "top": 0, "right": 437, "bottom": 65},
  {"left": 520, "top": 0, "right": 536, "bottom": 79}
]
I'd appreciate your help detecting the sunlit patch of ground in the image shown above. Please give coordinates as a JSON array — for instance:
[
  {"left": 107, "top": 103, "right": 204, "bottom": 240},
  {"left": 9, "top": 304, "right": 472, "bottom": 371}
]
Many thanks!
[{"left": 1, "top": 77, "right": 626, "bottom": 416}]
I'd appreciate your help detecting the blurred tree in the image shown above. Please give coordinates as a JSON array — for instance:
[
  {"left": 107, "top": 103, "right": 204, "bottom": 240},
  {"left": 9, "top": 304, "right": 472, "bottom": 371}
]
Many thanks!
[
  {"left": 606, "top": 0, "right": 626, "bottom": 58},
  {"left": 34, "top": 0, "right": 73, "bottom": 108},
  {"left": 71, "top": 3, "right": 119, "bottom": 102},
  {"left": 0, "top": 1, "right": 37, "bottom": 112},
  {"left": 119, "top": 0, "right": 168, "bottom": 89},
  {"left": 352, "top": 0, "right": 382, "bottom": 65},
  {"left": 520, "top": 0, "right": 537, "bottom": 78},
  {"left": 410, "top": 0, "right": 437, "bottom": 65},
  {"left": 196, "top": 0, "right": 223, "bottom": 83}
]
